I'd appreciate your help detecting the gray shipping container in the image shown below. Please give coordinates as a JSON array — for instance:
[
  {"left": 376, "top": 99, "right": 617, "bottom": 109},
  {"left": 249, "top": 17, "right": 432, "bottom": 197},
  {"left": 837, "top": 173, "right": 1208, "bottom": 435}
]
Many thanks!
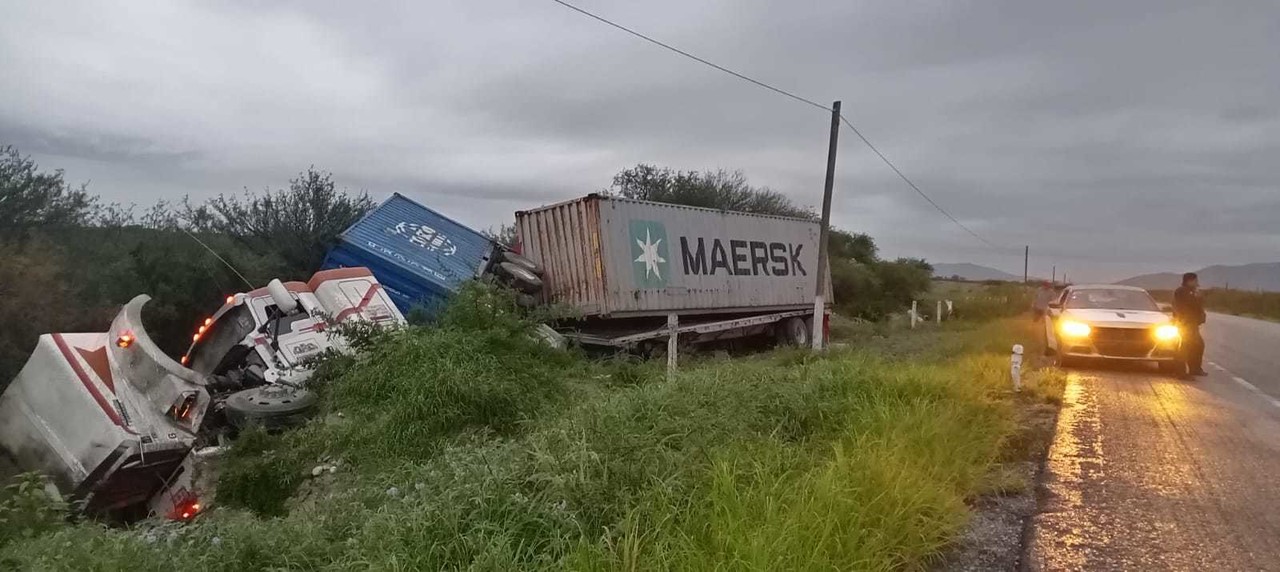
[{"left": 515, "top": 194, "right": 831, "bottom": 318}]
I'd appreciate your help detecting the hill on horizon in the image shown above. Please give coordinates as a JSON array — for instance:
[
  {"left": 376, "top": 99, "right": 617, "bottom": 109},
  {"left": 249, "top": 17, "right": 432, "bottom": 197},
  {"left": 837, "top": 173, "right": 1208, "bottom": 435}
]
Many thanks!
[
  {"left": 1118, "top": 262, "right": 1280, "bottom": 292},
  {"left": 931, "top": 263, "right": 1021, "bottom": 282}
]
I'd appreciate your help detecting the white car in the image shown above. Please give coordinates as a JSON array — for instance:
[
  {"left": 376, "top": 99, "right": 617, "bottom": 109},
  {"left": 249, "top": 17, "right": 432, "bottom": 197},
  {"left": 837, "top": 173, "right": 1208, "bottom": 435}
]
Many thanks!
[{"left": 1044, "top": 284, "right": 1182, "bottom": 373}]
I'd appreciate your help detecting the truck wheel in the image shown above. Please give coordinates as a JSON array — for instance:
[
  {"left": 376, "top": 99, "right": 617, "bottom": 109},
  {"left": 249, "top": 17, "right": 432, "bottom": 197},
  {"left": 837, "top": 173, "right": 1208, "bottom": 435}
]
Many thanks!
[
  {"left": 776, "top": 317, "right": 811, "bottom": 348},
  {"left": 224, "top": 385, "right": 319, "bottom": 431},
  {"left": 501, "top": 251, "right": 544, "bottom": 276},
  {"left": 497, "top": 262, "right": 543, "bottom": 294}
]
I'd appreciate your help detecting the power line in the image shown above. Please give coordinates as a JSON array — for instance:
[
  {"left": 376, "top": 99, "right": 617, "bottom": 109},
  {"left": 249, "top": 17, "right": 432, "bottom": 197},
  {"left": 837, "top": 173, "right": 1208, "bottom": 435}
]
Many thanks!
[
  {"left": 836, "top": 115, "right": 999, "bottom": 249},
  {"left": 548, "top": 0, "right": 830, "bottom": 113},
  {"left": 547, "top": 0, "right": 1001, "bottom": 251}
]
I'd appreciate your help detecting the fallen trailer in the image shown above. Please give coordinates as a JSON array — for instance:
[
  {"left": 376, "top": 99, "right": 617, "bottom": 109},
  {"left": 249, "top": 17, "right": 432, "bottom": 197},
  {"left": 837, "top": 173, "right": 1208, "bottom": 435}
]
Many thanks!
[{"left": 515, "top": 194, "right": 833, "bottom": 350}]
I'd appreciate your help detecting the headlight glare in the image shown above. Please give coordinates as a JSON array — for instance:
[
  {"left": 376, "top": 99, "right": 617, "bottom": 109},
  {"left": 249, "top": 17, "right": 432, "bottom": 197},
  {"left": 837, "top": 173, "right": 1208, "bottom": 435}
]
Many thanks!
[
  {"left": 1155, "top": 324, "right": 1180, "bottom": 341},
  {"left": 1060, "top": 320, "right": 1091, "bottom": 338}
]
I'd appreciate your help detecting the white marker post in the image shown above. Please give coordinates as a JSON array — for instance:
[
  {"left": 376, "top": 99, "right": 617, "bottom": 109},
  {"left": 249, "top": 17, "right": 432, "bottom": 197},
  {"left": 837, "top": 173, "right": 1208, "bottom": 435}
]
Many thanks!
[
  {"left": 936, "top": 301, "right": 942, "bottom": 325},
  {"left": 667, "top": 313, "right": 678, "bottom": 379},
  {"left": 911, "top": 300, "right": 918, "bottom": 329},
  {"left": 1011, "top": 344, "right": 1024, "bottom": 392}
]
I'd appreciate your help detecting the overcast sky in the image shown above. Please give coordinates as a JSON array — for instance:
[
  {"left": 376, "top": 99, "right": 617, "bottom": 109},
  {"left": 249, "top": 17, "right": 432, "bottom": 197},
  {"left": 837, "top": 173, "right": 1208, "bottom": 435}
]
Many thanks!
[{"left": 2, "top": 0, "right": 1276, "bottom": 282}]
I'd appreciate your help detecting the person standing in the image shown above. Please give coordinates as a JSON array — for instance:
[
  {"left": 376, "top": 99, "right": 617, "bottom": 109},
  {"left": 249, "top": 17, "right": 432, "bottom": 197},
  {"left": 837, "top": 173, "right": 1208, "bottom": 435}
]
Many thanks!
[
  {"left": 1031, "top": 281, "right": 1055, "bottom": 322},
  {"left": 1172, "top": 272, "right": 1207, "bottom": 377}
]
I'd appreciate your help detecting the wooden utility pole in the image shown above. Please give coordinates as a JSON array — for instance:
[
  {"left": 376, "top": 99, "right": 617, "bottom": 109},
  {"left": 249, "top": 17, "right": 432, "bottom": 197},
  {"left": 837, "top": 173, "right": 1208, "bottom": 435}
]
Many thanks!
[
  {"left": 1023, "top": 246, "right": 1029, "bottom": 283},
  {"left": 1052, "top": 265, "right": 1056, "bottom": 284},
  {"left": 812, "top": 100, "right": 840, "bottom": 350}
]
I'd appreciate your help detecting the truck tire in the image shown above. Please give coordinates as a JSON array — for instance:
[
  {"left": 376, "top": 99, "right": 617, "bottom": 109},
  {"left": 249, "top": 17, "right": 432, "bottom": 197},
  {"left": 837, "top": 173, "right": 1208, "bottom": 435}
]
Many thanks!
[
  {"left": 497, "top": 262, "right": 543, "bottom": 294},
  {"left": 501, "top": 251, "right": 544, "bottom": 276},
  {"left": 776, "top": 317, "right": 811, "bottom": 348},
  {"left": 224, "top": 385, "right": 319, "bottom": 431}
]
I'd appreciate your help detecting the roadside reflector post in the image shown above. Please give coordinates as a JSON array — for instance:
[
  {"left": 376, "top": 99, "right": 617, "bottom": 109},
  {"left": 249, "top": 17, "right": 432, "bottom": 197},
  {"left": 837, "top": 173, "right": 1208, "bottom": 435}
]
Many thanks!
[
  {"left": 936, "top": 300, "right": 942, "bottom": 325},
  {"left": 1011, "top": 344, "right": 1024, "bottom": 392},
  {"left": 911, "top": 301, "right": 918, "bottom": 329},
  {"left": 667, "top": 313, "right": 678, "bottom": 379}
]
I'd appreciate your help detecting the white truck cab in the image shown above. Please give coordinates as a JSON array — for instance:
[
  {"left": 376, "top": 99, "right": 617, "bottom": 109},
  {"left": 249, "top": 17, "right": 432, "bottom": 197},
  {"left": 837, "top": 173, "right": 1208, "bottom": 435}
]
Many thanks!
[{"left": 0, "top": 267, "right": 404, "bottom": 523}]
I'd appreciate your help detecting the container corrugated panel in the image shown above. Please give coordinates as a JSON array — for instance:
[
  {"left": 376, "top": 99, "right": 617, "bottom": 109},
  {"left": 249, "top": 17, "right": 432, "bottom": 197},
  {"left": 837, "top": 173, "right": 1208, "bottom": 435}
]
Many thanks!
[
  {"left": 516, "top": 194, "right": 831, "bottom": 318},
  {"left": 322, "top": 193, "right": 495, "bottom": 313}
]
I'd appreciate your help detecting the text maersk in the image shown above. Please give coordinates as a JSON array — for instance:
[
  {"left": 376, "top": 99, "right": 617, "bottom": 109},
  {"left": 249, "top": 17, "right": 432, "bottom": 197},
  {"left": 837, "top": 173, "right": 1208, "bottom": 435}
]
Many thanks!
[{"left": 679, "top": 237, "right": 807, "bottom": 277}]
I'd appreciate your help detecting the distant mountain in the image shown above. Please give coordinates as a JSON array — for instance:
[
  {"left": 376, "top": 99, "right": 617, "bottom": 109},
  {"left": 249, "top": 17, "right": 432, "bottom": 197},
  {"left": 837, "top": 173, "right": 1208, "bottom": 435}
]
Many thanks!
[
  {"left": 1119, "top": 262, "right": 1280, "bottom": 292},
  {"left": 931, "top": 263, "right": 1021, "bottom": 282}
]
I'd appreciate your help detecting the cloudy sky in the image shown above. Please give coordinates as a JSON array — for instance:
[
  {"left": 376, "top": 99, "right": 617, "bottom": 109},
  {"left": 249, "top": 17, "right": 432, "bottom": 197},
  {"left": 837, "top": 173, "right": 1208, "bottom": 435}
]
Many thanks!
[{"left": 2, "top": 0, "right": 1276, "bottom": 282}]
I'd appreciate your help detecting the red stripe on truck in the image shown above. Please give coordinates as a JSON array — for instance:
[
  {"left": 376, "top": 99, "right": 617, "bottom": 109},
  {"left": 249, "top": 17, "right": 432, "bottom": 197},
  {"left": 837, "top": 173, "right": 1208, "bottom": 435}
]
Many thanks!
[
  {"left": 51, "top": 335, "right": 136, "bottom": 434},
  {"left": 334, "top": 284, "right": 383, "bottom": 322}
]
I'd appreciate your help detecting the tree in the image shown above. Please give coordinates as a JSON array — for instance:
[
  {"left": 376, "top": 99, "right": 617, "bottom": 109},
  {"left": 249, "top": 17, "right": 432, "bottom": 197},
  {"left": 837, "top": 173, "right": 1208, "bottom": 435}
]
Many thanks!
[
  {"left": 610, "top": 164, "right": 816, "bottom": 219},
  {"left": 828, "top": 229, "right": 878, "bottom": 264},
  {"left": 0, "top": 146, "right": 96, "bottom": 241},
  {"left": 192, "top": 168, "right": 374, "bottom": 276}
]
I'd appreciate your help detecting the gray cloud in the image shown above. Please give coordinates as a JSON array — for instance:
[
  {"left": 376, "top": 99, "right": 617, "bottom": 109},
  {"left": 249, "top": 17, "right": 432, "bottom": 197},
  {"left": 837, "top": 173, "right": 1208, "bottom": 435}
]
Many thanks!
[{"left": 1, "top": 0, "right": 1276, "bottom": 282}]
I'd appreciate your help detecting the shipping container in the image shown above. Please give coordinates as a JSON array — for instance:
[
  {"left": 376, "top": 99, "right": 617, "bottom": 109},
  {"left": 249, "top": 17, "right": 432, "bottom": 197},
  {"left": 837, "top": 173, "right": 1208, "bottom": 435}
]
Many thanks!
[
  {"left": 322, "top": 193, "right": 498, "bottom": 313},
  {"left": 515, "top": 194, "right": 831, "bottom": 319}
]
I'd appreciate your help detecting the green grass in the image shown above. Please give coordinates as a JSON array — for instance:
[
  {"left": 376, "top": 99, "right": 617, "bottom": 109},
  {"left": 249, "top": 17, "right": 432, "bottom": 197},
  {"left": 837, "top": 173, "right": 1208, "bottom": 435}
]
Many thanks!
[{"left": 0, "top": 287, "right": 1053, "bottom": 571}]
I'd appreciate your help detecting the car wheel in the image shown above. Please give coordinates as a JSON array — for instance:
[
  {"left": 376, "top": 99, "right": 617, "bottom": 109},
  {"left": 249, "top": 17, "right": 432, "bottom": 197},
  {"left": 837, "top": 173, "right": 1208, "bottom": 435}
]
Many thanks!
[
  {"left": 496, "top": 261, "right": 543, "bottom": 294},
  {"left": 224, "top": 385, "right": 319, "bottom": 431},
  {"left": 501, "top": 250, "right": 544, "bottom": 276}
]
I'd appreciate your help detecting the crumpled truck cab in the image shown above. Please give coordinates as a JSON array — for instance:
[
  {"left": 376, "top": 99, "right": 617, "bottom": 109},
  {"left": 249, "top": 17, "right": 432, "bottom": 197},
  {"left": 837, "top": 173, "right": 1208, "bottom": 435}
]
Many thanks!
[
  {"left": 181, "top": 267, "right": 405, "bottom": 391},
  {"left": 0, "top": 266, "right": 405, "bottom": 523},
  {"left": 0, "top": 294, "right": 209, "bottom": 522}
]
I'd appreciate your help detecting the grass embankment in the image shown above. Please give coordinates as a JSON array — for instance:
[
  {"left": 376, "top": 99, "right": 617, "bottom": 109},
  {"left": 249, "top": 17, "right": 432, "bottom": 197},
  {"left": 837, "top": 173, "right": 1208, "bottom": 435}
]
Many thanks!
[
  {"left": 0, "top": 287, "right": 1060, "bottom": 571},
  {"left": 1151, "top": 288, "right": 1280, "bottom": 322}
]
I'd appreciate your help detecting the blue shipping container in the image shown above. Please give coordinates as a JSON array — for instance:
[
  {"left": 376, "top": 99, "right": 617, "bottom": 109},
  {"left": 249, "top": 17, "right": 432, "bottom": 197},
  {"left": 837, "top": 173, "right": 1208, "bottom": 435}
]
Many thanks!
[{"left": 321, "top": 193, "right": 497, "bottom": 314}]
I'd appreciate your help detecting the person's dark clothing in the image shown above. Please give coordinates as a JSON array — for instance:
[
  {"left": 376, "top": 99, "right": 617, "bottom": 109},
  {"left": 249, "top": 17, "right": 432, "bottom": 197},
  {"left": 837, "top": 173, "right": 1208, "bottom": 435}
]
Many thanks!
[
  {"left": 1182, "top": 325, "right": 1205, "bottom": 375},
  {"left": 1172, "top": 285, "right": 1207, "bottom": 375},
  {"left": 1172, "top": 285, "right": 1206, "bottom": 326}
]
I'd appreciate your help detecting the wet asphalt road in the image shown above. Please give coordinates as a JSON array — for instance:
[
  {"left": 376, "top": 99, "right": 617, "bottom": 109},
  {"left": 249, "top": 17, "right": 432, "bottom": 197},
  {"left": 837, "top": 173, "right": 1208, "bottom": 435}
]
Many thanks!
[{"left": 1026, "top": 313, "right": 1280, "bottom": 571}]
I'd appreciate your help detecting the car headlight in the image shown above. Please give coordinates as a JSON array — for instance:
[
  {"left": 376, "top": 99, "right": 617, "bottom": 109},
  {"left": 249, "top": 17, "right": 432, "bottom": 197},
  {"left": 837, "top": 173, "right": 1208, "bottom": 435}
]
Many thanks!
[
  {"left": 1155, "top": 324, "right": 1180, "bottom": 341},
  {"left": 1060, "top": 320, "right": 1091, "bottom": 338}
]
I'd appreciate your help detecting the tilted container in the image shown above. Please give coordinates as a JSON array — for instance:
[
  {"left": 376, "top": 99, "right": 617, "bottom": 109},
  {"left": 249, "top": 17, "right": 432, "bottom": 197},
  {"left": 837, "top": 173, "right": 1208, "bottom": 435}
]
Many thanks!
[
  {"left": 322, "top": 193, "right": 498, "bottom": 313},
  {"left": 515, "top": 194, "right": 831, "bottom": 318}
]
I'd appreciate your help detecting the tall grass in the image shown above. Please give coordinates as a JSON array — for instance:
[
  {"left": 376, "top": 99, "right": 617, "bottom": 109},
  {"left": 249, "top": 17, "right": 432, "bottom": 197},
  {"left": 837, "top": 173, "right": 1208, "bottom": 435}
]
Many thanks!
[{"left": 0, "top": 287, "right": 1046, "bottom": 571}]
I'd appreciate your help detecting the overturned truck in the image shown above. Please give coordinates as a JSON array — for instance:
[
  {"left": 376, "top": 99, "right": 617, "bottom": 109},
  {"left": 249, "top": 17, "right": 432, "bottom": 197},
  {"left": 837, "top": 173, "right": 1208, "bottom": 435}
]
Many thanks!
[{"left": 0, "top": 267, "right": 403, "bottom": 522}]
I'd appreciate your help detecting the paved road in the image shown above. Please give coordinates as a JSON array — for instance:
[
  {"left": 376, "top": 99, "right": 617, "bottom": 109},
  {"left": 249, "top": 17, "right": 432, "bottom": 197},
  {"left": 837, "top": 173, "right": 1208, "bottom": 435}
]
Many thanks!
[{"left": 1026, "top": 313, "right": 1280, "bottom": 571}]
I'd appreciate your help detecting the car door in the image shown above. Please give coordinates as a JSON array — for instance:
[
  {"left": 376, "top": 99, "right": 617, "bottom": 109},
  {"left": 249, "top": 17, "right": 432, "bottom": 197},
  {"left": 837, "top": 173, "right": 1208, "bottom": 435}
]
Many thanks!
[{"left": 1044, "top": 288, "right": 1069, "bottom": 352}]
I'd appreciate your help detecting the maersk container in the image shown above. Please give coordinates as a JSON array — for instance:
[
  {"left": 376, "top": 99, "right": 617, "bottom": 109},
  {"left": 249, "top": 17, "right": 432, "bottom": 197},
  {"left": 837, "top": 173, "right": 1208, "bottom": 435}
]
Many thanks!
[
  {"left": 515, "top": 194, "right": 831, "bottom": 318},
  {"left": 321, "top": 193, "right": 497, "bottom": 313}
]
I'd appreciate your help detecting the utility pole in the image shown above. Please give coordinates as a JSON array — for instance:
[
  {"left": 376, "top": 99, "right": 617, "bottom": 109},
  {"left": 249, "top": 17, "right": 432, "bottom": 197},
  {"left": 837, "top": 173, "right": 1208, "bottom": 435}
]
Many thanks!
[
  {"left": 1023, "top": 246, "right": 1029, "bottom": 283},
  {"left": 1052, "top": 265, "right": 1056, "bottom": 284},
  {"left": 812, "top": 100, "right": 841, "bottom": 350}
]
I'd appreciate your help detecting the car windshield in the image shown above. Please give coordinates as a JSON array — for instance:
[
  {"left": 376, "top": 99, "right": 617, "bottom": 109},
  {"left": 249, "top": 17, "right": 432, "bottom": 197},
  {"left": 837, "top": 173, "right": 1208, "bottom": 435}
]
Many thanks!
[{"left": 1063, "top": 289, "right": 1159, "bottom": 311}]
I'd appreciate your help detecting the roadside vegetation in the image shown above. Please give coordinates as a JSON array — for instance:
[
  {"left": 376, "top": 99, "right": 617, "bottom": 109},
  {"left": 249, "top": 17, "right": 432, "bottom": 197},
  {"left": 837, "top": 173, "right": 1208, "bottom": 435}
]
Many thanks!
[
  {"left": 0, "top": 283, "right": 1058, "bottom": 571},
  {"left": 1150, "top": 288, "right": 1280, "bottom": 322},
  {"left": 1, "top": 147, "right": 1058, "bottom": 570},
  {"left": 0, "top": 151, "right": 932, "bottom": 380}
]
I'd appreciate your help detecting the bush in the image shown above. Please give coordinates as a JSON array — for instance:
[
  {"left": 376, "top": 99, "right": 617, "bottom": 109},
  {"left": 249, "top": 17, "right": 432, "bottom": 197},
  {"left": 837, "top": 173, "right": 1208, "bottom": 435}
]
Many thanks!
[{"left": 0, "top": 473, "right": 67, "bottom": 549}]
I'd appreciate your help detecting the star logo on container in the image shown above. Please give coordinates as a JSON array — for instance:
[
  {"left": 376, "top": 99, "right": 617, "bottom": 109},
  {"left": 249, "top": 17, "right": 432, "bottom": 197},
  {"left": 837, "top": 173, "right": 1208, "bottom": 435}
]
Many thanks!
[{"left": 629, "top": 220, "right": 669, "bottom": 288}]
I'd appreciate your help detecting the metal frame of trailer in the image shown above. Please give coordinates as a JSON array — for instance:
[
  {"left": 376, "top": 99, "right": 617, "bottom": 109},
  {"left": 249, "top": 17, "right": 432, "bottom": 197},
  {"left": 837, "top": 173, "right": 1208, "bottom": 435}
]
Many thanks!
[{"left": 558, "top": 309, "right": 820, "bottom": 349}]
